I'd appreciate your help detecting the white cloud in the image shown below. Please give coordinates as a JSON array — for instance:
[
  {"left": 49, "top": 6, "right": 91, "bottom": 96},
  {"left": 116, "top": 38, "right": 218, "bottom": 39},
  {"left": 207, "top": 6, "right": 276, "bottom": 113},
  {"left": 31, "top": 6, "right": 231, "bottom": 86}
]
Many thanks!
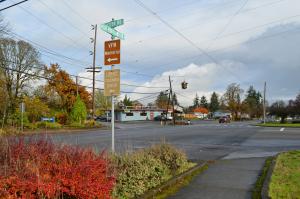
[{"left": 129, "top": 61, "right": 246, "bottom": 106}]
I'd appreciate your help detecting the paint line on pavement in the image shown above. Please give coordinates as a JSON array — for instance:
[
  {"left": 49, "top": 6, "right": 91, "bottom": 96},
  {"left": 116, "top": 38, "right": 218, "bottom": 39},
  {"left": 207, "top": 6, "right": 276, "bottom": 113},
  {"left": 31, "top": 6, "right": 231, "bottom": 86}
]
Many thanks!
[{"left": 280, "top": 128, "right": 285, "bottom": 132}]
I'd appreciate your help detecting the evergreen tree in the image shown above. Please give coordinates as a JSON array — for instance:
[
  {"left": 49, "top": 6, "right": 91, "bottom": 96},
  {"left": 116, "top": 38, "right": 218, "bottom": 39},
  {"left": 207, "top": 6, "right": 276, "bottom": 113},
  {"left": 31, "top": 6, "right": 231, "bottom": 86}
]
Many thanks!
[
  {"left": 122, "top": 94, "right": 133, "bottom": 106},
  {"left": 244, "top": 86, "right": 263, "bottom": 118},
  {"left": 70, "top": 96, "right": 87, "bottom": 124},
  {"left": 200, "top": 96, "right": 208, "bottom": 109},
  {"left": 193, "top": 93, "right": 200, "bottom": 108},
  {"left": 172, "top": 93, "right": 179, "bottom": 106},
  {"left": 209, "top": 92, "right": 219, "bottom": 113}
]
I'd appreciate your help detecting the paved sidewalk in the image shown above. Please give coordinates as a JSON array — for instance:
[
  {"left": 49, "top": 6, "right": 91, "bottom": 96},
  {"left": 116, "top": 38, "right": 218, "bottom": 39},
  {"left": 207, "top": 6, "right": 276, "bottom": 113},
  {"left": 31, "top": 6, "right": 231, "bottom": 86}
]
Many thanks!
[{"left": 169, "top": 157, "right": 266, "bottom": 199}]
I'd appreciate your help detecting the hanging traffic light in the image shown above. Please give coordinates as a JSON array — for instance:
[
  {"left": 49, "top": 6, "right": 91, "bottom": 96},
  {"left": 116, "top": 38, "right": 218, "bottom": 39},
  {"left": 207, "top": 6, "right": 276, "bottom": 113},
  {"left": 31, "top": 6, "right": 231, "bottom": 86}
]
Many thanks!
[{"left": 181, "top": 81, "right": 188, "bottom": 89}]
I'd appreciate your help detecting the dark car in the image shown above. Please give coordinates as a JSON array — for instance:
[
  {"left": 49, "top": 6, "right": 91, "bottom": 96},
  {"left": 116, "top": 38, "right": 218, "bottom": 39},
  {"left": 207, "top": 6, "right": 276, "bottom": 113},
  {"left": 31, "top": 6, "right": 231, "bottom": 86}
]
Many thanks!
[
  {"left": 154, "top": 115, "right": 165, "bottom": 121},
  {"left": 95, "top": 115, "right": 111, "bottom": 122},
  {"left": 219, "top": 116, "right": 230, "bottom": 123}
]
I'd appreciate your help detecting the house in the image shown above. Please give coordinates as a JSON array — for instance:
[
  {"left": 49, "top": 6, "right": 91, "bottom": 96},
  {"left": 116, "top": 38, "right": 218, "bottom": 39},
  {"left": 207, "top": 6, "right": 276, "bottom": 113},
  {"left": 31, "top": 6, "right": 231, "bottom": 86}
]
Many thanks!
[
  {"left": 194, "top": 107, "right": 209, "bottom": 119},
  {"left": 213, "top": 111, "right": 232, "bottom": 119},
  {"left": 115, "top": 106, "right": 164, "bottom": 122}
]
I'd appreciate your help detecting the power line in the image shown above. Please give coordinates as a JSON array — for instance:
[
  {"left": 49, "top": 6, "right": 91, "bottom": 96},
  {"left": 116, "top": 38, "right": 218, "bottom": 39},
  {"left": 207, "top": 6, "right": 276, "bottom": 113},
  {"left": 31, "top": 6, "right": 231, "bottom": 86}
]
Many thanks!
[
  {"left": 4, "top": 30, "right": 91, "bottom": 66},
  {"left": 0, "top": 64, "right": 163, "bottom": 95},
  {"left": 207, "top": 0, "right": 249, "bottom": 50},
  {"left": 0, "top": 58, "right": 169, "bottom": 89},
  {"left": 60, "top": 0, "right": 92, "bottom": 25},
  {"left": 38, "top": 0, "right": 89, "bottom": 37},
  {"left": 133, "top": 0, "right": 241, "bottom": 80},
  {"left": 125, "top": 0, "right": 286, "bottom": 48},
  {"left": 0, "top": 0, "right": 28, "bottom": 12},
  {"left": 13, "top": 0, "right": 90, "bottom": 52}
]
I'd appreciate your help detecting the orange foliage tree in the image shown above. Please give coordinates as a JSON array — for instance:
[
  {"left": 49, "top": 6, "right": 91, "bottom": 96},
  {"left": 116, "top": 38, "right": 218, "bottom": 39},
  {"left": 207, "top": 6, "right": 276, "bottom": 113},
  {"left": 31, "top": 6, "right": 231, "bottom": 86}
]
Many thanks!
[
  {"left": 194, "top": 107, "right": 209, "bottom": 114},
  {"left": 44, "top": 64, "right": 91, "bottom": 113}
]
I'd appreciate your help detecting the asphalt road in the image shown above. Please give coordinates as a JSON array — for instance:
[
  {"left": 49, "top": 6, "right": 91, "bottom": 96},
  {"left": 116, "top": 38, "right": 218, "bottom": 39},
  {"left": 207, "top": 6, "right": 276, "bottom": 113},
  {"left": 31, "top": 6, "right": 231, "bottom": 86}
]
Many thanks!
[
  {"left": 49, "top": 120, "right": 300, "bottom": 161},
  {"left": 46, "top": 120, "right": 300, "bottom": 199}
]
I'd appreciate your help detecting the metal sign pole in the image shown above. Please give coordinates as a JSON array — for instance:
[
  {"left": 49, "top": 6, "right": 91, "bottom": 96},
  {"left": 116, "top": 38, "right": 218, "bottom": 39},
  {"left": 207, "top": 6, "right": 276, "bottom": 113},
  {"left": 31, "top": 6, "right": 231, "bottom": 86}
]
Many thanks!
[{"left": 111, "top": 65, "right": 115, "bottom": 153}]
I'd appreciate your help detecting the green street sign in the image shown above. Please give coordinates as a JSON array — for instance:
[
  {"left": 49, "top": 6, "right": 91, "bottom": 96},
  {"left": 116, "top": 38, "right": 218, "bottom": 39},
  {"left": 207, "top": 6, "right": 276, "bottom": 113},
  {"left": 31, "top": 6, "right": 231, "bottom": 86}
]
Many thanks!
[
  {"left": 105, "top": 19, "right": 124, "bottom": 28},
  {"left": 100, "top": 19, "right": 125, "bottom": 40}
]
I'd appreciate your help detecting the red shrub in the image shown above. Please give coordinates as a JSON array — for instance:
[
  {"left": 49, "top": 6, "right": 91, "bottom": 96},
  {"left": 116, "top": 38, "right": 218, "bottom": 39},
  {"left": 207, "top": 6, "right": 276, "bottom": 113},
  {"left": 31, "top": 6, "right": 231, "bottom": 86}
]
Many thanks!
[{"left": 0, "top": 137, "right": 115, "bottom": 198}]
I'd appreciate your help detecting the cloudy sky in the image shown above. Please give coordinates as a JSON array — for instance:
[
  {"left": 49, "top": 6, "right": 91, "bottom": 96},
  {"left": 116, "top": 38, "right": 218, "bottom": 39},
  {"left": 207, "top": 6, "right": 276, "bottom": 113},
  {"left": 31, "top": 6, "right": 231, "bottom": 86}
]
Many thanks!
[{"left": 1, "top": 0, "right": 300, "bottom": 106}]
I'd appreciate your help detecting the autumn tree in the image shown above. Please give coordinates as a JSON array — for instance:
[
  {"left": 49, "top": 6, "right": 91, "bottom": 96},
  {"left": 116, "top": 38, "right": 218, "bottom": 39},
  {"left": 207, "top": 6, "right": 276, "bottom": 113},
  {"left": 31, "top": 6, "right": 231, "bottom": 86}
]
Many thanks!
[
  {"left": 24, "top": 96, "right": 50, "bottom": 123},
  {"left": 44, "top": 64, "right": 91, "bottom": 113},
  {"left": 33, "top": 85, "right": 61, "bottom": 110},
  {"left": 155, "top": 91, "right": 169, "bottom": 109},
  {"left": 0, "top": 39, "right": 41, "bottom": 123},
  {"left": 223, "top": 83, "right": 243, "bottom": 120},
  {"left": 209, "top": 92, "right": 219, "bottom": 113}
]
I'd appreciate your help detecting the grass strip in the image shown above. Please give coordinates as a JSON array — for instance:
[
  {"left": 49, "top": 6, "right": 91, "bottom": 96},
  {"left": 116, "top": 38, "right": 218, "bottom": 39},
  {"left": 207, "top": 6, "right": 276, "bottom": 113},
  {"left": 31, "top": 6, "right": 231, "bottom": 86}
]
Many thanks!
[
  {"left": 252, "top": 157, "right": 273, "bottom": 199},
  {"left": 256, "top": 123, "right": 300, "bottom": 128},
  {"left": 268, "top": 150, "right": 300, "bottom": 199}
]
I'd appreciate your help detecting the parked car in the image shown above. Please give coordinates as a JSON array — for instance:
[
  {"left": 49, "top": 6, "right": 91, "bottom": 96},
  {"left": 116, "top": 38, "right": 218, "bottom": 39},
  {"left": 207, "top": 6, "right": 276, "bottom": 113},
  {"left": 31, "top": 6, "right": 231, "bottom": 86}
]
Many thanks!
[
  {"left": 219, "top": 116, "right": 230, "bottom": 123},
  {"left": 154, "top": 115, "right": 172, "bottom": 121},
  {"left": 95, "top": 115, "right": 111, "bottom": 122}
]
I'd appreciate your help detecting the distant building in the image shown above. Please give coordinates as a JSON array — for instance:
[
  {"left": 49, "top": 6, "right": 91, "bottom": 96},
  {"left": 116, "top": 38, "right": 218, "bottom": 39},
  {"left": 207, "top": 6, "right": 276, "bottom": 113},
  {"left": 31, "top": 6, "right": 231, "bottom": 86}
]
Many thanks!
[
  {"left": 194, "top": 107, "right": 209, "bottom": 119},
  {"left": 115, "top": 106, "right": 164, "bottom": 122},
  {"left": 213, "top": 111, "right": 232, "bottom": 119}
]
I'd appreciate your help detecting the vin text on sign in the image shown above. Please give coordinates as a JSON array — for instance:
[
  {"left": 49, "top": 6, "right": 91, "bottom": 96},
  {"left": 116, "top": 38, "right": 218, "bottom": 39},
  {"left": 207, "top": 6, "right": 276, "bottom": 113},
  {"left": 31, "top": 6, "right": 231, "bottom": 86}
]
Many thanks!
[{"left": 104, "top": 39, "right": 120, "bottom": 65}]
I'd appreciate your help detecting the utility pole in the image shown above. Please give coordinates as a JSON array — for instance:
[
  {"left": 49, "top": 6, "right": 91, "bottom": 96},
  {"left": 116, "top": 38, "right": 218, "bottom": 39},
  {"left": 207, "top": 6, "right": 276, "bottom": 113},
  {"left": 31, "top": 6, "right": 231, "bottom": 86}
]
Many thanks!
[
  {"left": 86, "top": 24, "right": 101, "bottom": 119},
  {"left": 168, "top": 76, "right": 176, "bottom": 126},
  {"left": 165, "top": 86, "right": 171, "bottom": 125},
  {"left": 263, "top": 81, "right": 267, "bottom": 124},
  {"left": 92, "top": 24, "right": 97, "bottom": 119}
]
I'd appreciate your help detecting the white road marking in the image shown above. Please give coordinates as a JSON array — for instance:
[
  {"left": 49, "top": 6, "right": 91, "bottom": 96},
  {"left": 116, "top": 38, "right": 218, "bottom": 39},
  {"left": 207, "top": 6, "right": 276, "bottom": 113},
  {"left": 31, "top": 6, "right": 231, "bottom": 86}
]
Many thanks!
[{"left": 280, "top": 128, "right": 285, "bottom": 132}]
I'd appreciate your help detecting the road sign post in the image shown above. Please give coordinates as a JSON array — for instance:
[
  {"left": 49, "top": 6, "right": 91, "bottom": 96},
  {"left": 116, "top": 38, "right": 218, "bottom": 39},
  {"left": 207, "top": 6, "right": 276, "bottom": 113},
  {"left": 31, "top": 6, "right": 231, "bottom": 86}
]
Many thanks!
[{"left": 101, "top": 18, "right": 124, "bottom": 153}]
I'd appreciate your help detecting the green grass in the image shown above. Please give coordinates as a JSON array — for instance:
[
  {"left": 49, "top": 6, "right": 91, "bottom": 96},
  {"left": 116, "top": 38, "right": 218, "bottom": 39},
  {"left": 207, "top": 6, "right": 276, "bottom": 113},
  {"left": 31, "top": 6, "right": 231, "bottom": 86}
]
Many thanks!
[
  {"left": 269, "top": 151, "right": 300, "bottom": 199},
  {"left": 256, "top": 123, "right": 300, "bottom": 128},
  {"left": 252, "top": 157, "right": 273, "bottom": 199}
]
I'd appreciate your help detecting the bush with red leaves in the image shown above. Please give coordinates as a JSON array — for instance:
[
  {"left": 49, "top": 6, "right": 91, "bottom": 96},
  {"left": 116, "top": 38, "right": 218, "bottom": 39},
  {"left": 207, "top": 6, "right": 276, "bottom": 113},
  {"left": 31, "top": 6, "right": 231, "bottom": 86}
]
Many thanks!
[{"left": 0, "top": 137, "right": 115, "bottom": 198}]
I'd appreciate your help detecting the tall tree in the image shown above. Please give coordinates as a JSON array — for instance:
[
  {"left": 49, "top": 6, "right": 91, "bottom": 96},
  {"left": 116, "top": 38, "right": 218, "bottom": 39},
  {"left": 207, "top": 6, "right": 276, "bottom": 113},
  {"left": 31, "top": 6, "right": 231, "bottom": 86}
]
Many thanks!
[
  {"left": 122, "top": 95, "right": 133, "bottom": 106},
  {"left": 295, "top": 93, "right": 300, "bottom": 115},
  {"left": 200, "top": 96, "right": 208, "bottom": 109},
  {"left": 155, "top": 91, "right": 169, "bottom": 109},
  {"left": 0, "top": 39, "right": 41, "bottom": 122},
  {"left": 223, "top": 83, "right": 243, "bottom": 120},
  {"left": 193, "top": 93, "right": 200, "bottom": 108},
  {"left": 209, "top": 92, "right": 219, "bottom": 113},
  {"left": 44, "top": 64, "right": 91, "bottom": 113},
  {"left": 269, "top": 101, "right": 288, "bottom": 123},
  {"left": 95, "top": 90, "right": 111, "bottom": 116},
  {"left": 24, "top": 96, "right": 50, "bottom": 123},
  {"left": 244, "top": 86, "right": 263, "bottom": 118},
  {"left": 172, "top": 93, "right": 179, "bottom": 106},
  {"left": 70, "top": 96, "right": 87, "bottom": 124}
]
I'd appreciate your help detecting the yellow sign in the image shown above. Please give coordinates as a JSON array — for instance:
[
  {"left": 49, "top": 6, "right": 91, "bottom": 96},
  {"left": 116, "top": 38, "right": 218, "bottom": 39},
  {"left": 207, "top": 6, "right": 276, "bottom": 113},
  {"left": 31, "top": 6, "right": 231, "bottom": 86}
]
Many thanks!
[{"left": 104, "top": 69, "right": 120, "bottom": 96}]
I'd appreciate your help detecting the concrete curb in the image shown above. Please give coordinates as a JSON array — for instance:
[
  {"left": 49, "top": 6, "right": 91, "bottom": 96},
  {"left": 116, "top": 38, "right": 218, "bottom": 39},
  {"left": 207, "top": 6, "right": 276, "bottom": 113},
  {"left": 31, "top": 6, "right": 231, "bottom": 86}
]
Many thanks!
[
  {"left": 261, "top": 156, "right": 277, "bottom": 199},
  {"left": 139, "top": 161, "right": 208, "bottom": 199}
]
